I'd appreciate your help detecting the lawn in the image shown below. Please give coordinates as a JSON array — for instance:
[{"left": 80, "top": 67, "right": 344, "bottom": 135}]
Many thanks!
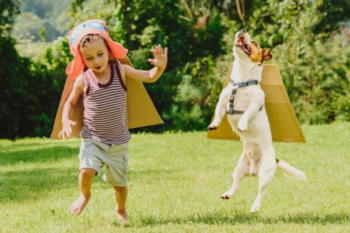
[{"left": 1, "top": 123, "right": 350, "bottom": 232}]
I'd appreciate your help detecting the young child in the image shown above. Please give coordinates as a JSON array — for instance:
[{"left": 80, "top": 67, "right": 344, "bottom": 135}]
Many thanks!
[{"left": 58, "top": 20, "right": 168, "bottom": 223}]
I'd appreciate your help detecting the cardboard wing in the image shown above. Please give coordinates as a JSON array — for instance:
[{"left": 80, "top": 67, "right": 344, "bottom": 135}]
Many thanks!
[
  {"left": 207, "top": 63, "right": 306, "bottom": 143},
  {"left": 50, "top": 56, "right": 163, "bottom": 140}
]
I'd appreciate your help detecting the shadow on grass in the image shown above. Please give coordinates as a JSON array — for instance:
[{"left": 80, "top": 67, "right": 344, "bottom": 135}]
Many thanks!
[
  {"left": 131, "top": 212, "right": 350, "bottom": 226},
  {"left": 0, "top": 145, "right": 79, "bottom": 165},
  {"left": 0, "top": 165, "right": 109, "bottom": 204},
  {"left": 0, "top": 167, "right": 77, "bottom": 203}
]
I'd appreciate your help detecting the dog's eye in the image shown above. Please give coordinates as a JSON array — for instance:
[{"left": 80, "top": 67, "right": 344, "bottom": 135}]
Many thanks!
[{"left": 252, "top": 41, "right": 257, "bottom": 46}]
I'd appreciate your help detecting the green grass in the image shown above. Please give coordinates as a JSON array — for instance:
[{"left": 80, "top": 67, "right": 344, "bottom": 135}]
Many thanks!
[{"left": 1, "top": 123, "right": 350, "bottom": 232}]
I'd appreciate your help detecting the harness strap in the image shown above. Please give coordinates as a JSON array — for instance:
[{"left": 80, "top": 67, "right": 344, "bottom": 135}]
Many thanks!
[
  {"left": 231, "top": 80, "right": 259, "bottom": 87},
  {"left": 227, "top": 80, "right": 263, "bottom": 115}
]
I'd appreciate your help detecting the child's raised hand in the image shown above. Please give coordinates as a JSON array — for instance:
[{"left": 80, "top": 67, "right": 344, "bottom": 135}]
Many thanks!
[
  {"left": 148, "top": 45, "right": 168, "bottom": 70},
  {"left": 58, "top": 120, "right": 77, "bottom": 139}
]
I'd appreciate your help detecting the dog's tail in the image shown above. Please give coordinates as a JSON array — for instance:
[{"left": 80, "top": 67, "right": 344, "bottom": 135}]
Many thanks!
[{"left": 276, "top": 159, "right": 306, "bottom": 181}]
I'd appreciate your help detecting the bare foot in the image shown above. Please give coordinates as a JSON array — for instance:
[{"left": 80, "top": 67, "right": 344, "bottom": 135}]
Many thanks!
[
  {"left": 116, "top": 207, "right": 129, "bottom": 224},
  {"left": 71, "top": 194, "right": 91, "bottom": 215}
]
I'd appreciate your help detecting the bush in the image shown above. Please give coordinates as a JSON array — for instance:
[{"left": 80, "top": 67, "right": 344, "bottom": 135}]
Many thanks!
[{"left": 0, "top": 37, "right": 66, "bottom": 139}]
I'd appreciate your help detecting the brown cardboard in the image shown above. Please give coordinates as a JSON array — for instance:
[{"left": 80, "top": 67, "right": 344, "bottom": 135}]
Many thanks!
[
  {"left": 50, "top": 56, "right": 163, "bottom": 139},
  {"left": 207, "top": 63, "right": 306, "bottom": 143}
]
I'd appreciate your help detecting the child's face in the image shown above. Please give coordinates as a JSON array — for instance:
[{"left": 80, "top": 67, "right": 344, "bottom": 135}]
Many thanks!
[{"left": 80, "top": 38, "right": 109, "bottom": 73}]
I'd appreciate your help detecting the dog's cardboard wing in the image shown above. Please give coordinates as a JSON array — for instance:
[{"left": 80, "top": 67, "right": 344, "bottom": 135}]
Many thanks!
[
  {"left": 50, "top": 56, "right": 163, "bottom": 139},
  {"left": 207, "top": 63, "right": 306, "bottom": 143}
]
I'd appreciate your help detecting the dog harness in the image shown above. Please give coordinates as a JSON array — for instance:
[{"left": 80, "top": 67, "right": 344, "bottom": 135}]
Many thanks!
[{"left": 227, "top": 80, "right": 263, "bottom": 115}]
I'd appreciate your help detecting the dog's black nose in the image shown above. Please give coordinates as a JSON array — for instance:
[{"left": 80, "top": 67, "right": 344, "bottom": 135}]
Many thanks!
[{"left": 240, "top": 29, "right": 246, "bottom": 33}]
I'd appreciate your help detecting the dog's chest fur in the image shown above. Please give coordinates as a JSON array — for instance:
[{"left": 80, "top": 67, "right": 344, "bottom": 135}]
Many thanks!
[{"left": 225, "top": 61, "right": 264, "bottom": 122}]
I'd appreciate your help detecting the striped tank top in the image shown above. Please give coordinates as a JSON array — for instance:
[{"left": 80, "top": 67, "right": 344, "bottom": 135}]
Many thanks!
[{"left": 80, "top": 63, "right": 131, "bottom": 144}]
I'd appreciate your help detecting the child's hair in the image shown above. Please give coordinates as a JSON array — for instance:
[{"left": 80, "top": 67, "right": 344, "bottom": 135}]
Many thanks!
[{"left": 79, "top": 34, "right": 107, "bottom": 49}]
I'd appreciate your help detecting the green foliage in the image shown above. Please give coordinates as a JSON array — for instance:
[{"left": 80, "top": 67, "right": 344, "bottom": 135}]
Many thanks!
[
  {"left": 274, "top": 33, "right": 350, "bottom": 124},
  {"left": 0, "top": 0, "right": 21, "bottom": 36},
  {"left": 162, "top": 73, "right": 204, "bottom": 131},
  {"left": 39, "top": 27, "right": 46, "bottom": 42},
  {"left": 314, "top": 0, "right": 350, "bottom": 34},
  {"left": 250, "top": 0, "right": 350, "bottom": 124},
  {"left": 162, "top": 56, "right": 224, "bottom": 131},
  {"left": 0, "top": 0, "right": 69, "bottom": 138},
  {"left": 0, "top": 36, "right": 66, "bottom": 139}
]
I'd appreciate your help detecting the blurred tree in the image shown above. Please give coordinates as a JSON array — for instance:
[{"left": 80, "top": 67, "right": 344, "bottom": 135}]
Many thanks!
[
  {"left": 0, "top": 0, "right": 69, "bottom": 139},
  {"left": 0, "top": 0, "right": 21, "bottom": 35},
  {"left": 314, "top": 0, "right": 350, "bottom": 34},
  {"left": 245, "top": 0, "right": 350, "bottom": 123},
  {"left": 0, "top": 0, "right": 22, "bottom": 138},
  {"left": 12, "top": 12, "right": 62, "bottom": 42},
  {"left": 11, "top": 0, "right": 73, "bottom": 42}
]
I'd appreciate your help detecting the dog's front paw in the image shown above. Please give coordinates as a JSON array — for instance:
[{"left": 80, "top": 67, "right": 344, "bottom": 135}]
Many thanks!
[
  {"left": 237, "top": 120, "right": 248, "bottom": 132},
  {"left": 208, "top": 122, "right": 220, "bottom": 131}
]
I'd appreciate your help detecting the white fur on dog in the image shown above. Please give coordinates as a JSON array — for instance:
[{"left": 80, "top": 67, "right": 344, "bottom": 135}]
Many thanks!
[{"left": 208, "top": 30, "right": 305, "bottom": 214}]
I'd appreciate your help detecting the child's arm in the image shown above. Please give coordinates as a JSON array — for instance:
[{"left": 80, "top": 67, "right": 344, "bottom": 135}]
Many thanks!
[
  {"left": 58, "top": 75, "right": 83, "bottom": 139},
  {"left": 122, "top": 45, "right": 168, "bottom": 83}
]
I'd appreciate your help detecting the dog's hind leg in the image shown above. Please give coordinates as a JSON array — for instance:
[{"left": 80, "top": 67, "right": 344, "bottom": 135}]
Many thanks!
[
  {"left": 221, "top": 153, "right": 249, "bottom": 199},
  {"left": 250, "top": 147, "right": 276, "bottom": 214}
]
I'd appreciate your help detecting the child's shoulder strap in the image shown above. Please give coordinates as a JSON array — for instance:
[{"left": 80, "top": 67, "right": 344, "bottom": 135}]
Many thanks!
[
  {"left": 79, "top": 72, "right": 84, "bottom": 96},
  {"left": 79, "top": 71, "right": 89, "bottom": 96},
  {"left": 116, "top": 60, "right": 126, "bottom": 84}
]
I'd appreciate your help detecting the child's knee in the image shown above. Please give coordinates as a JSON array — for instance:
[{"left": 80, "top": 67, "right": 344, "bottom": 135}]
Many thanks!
[
  {"left": 80, "top": 168, "right": 96, "bottom": 178},
  {"left": 113, "top": 185, "right": 127, "bottom": 193}
]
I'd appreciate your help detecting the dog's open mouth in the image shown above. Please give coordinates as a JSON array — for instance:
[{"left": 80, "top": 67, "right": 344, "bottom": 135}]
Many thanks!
[{"left": 235, "top": 34, "right": 250, "bottom": 55}]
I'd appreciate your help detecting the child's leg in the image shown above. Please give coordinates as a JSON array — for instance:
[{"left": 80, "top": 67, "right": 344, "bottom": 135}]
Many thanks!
[
  {"left": 103, "top": 142, "right": 130, "bottom": 222},
  {"left": 71, "top": 168, "right": 96, "bottom": 215},
  {"left": 113, "top": 185, "right": 128, "bottom": 222},
  {"left": 74, "top": 138, "right": 107, "bottom": 215}
]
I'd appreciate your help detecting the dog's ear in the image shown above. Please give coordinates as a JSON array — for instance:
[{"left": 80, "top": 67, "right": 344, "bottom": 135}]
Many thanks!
[{"left": 262, "top": 48, "right": 272, "bottom": 61}]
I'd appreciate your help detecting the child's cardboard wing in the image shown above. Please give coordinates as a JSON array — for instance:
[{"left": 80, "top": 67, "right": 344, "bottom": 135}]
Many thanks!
[
  {"left": 50, "top": 57, "right": 163, "bottom": 139},
  {"left": 207, "top": 63, "right": 306, "bottom": 143}
]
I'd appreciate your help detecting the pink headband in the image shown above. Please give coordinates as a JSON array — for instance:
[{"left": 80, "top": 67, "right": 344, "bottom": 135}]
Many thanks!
[{"left": 66, "top": 19, "right": 128, "bottom": 80}]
